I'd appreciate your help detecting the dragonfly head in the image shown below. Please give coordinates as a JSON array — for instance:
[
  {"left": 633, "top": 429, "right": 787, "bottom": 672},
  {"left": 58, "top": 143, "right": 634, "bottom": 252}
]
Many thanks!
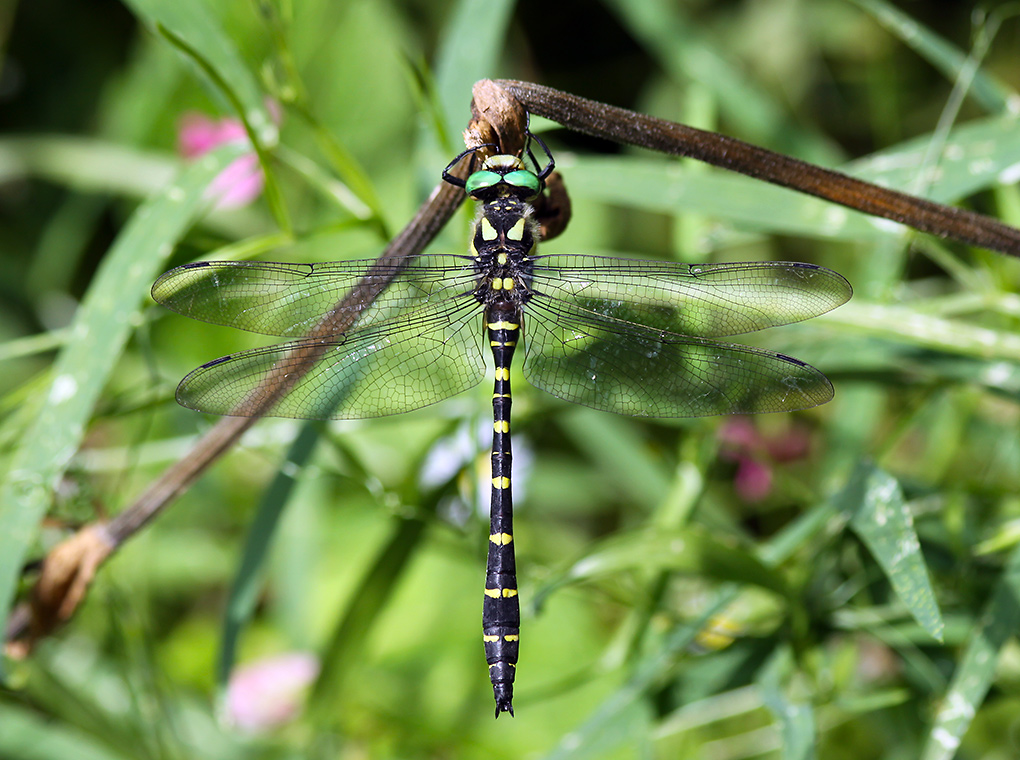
[{"left": 465, "top": 154, "right": 543, "bottom": 202}]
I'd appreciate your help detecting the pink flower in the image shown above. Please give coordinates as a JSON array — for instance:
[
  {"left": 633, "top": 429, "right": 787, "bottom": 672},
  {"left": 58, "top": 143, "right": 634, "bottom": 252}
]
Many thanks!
[
  {"left": 718, "top": 417, "right": 811, "bottom": 502},
  {"left": 224, "top": 651, "right": 320, "bottom": 732},
  {"left": 178, "top": 112, "right": 265, "bottom": 209}
]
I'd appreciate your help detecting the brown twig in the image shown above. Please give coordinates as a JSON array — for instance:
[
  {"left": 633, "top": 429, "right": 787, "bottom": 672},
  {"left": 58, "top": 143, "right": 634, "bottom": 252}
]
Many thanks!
[{"left": 496, "top": 79, "right": 1020, "bottom": 257}]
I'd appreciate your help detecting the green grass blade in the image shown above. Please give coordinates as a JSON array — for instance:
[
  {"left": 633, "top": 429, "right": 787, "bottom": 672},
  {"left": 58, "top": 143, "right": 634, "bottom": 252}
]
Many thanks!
[
  {"left": 0, "top": 143, "right": 246, "bottom": 662},
  {"left": 0, "top": 136, "right": 177, "bottom": 196},
  {"left": 0, "top": 703, "right": 133, "bottom": 760},
  {"left": 602, "top": 0, "right": 839, "bottom": 163},
  {"left": 816, "top": 301, "right": 1020, "bottom": 362},
  {"left": 758, "top": 649, "right": 816, "bottom": 760},
  {"left": 216, "top": 423, "right": 322, "bottom": 695},
  {"left": 434, "top": 0, "right": 516, "bottom": 140},
  {"left": 121, "top": 0, "right": 274, "bottom": 145},
  {"left": 849, "top": 114, "right": 1020, "bottom": 202},
  {"left": 153, "top": 23, "right": 291, "bottom": 236},
  {"left": 850, "top": 0, "right": 1016, "bottom": 114},
  {"left": 537, "top": 526, "right": 789, "bottom": 609},
  {"left": 541, "top": 589, "right": 739, "bottom": 760},
  {"left": 838, "top": 462, "right": 944, "bottom": 641},
  {"left": 309, "top": 512, "right": 429, "bottom": 715},
  {"left": 921, "top": 547, "right": 1020, "bottom": 760}
]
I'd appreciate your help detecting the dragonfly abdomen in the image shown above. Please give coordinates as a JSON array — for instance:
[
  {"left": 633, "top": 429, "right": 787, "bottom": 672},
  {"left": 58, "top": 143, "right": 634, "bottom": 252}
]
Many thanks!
[{"left": 483, "top": 302, "right": 522, "bottom": 717}]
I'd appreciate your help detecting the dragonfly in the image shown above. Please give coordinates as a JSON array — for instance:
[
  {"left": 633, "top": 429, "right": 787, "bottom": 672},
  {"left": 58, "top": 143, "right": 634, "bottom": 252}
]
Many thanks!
[{"left": 151, "top": 134, "right": 851, "bottom": 717}]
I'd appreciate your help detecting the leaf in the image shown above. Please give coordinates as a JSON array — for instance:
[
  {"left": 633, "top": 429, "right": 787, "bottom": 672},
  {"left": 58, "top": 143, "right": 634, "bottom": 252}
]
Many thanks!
[
  {"left": 535, "top": 526, "right": 789, "bottom": 611},
  {"left": 758, "top": 648, "right": 816, "bottom": 760},
  {"left": 839, "top": 461, "right": 944, "bottom": 641},
  {"left": 921, "top": 548, "right": 1020, "bottom": 760}
]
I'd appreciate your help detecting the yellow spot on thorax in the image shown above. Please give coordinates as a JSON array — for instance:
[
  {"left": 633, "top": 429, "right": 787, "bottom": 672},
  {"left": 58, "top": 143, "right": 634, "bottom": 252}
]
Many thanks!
[
  {"left": 480, "top": 217, "right": 498, "bottom": 241},
  {"left": 507, "top": 218, "right": 526, "bottom": 241}
]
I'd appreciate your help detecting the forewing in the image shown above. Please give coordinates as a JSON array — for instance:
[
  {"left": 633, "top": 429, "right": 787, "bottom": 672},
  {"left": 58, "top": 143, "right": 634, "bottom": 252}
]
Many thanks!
[
  {"left": 528, "top": 256, "right": 851, "bottom": 338},
  {"left": 523, "top": 297, "right": 833, "bottom": 417},
  {"left": 152, "top": 254, "right": 476, "bottom": 338},
  {"left": 176, "top": 295, "right": 486, "bottom": 419}
]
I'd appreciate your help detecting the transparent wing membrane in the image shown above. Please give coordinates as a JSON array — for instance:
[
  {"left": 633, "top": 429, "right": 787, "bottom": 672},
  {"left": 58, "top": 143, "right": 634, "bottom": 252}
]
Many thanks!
[
  {"left": 528, "top": 256, "right": 850, "bottom": 338},
  {"left": 152, "top": 255, "right": 477, "bottom": 338},
  {"left": 175, "top": 294, "right": 485, "bottom": 419},
  {"left": 523, "top": 295, "right": 833, "bottom": 417}
]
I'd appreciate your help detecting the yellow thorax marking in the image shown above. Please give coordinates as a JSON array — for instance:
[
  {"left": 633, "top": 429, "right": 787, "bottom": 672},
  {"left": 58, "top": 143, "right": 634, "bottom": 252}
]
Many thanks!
[
  {"left": 507, "top": 218, "right": 526, "bottom": 241},
  {"left": 480, "top": 217, "right": 498, "bottom": 241}
]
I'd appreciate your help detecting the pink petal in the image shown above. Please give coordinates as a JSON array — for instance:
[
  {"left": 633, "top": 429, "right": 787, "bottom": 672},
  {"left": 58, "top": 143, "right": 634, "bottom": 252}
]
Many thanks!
[
  {"left": 717, "top": 417, "right": 759, "bottom": 450},
  {"left": 207, "top": 153, "right": 265, "bottom": 209},
  {"left": 734, "top": 455, "right": 773, "bottom": 502},
  {"left": 178, "top": 113, "right": 250, "bottom": 156},
  {"left": 225, "top": 652, "right": 320, "bottom": 733}
]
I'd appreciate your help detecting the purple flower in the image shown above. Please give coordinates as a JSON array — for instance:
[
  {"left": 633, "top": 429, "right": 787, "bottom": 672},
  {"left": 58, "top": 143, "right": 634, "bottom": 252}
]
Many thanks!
[
  {"left": 224, "top": 651, "right": 320, "bottom": 732},
  {"left": 178, "top": 112, "right": 265, "bottom": 209}
]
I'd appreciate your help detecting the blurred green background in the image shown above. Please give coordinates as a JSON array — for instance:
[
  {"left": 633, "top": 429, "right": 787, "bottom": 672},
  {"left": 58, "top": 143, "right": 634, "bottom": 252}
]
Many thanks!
[{"left": 2, "top": 0, "right": 1020, "bottom": 757}]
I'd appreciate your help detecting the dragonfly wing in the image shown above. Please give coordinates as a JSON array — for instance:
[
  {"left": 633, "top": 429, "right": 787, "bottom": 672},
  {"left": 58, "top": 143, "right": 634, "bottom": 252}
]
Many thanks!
[
  {"left": 152, "top": 254, "right": 476, "bottom": 338},
  {"left": 522, "top": 297, "right": 833, "bottom": 417},
  {"left": 177, "top": 296, "right": 486, "bottom": 419},
  {"left": 529, "top": 256, "right": 851, "bottom": 338}
]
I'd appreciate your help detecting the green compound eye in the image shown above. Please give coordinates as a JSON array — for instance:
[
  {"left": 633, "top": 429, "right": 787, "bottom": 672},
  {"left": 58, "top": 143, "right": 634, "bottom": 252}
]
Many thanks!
[
  {"left": 465, "top": 170, "right": 503, "bottom": 196},
  {"left": 503, "top": 170, "right": 541, "bottom": 198}
]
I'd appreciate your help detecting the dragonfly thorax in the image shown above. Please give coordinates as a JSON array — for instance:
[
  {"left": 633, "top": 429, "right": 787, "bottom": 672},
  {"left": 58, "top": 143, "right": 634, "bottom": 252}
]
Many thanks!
[{"left": 471, "top": 174, "right": 538, "bottom": 309}]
